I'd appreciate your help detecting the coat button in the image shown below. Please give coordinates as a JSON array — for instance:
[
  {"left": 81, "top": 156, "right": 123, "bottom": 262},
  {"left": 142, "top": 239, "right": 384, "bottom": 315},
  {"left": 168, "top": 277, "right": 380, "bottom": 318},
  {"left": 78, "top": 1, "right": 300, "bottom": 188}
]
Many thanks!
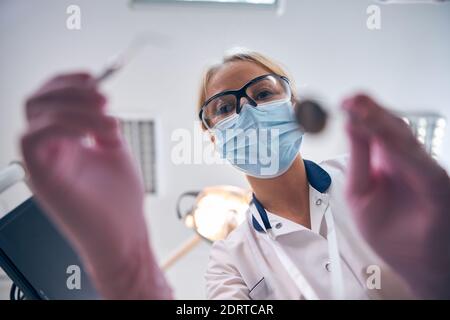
[
  {"left": 275, "top": 222, "right": 282, "bottom": 229},
  {"left": 325, "top": 262, "right": 331, "bottom": 272},
  {"left": 316, "top": 199, "right": 322, "bottom": 206}
]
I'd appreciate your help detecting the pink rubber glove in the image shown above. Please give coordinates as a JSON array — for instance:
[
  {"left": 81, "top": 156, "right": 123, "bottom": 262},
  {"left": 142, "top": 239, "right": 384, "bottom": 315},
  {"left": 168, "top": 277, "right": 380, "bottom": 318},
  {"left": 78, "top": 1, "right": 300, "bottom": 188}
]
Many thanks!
[
  {"left": 21, "top": 73, "right": 172, "bottom": 299},
  {"left": 343, "top": 94, "right": 450, "bottom": 299}
]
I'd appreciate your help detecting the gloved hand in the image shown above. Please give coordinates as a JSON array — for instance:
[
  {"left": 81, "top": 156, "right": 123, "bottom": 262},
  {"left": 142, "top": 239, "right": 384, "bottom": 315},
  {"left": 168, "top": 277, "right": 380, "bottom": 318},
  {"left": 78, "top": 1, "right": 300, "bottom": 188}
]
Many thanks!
[
  {"left": 343, "top": 94, "right": 450, "bottom": 299},
  {"left": 21, "top": 72, "right": 172, "bottom": 299}
]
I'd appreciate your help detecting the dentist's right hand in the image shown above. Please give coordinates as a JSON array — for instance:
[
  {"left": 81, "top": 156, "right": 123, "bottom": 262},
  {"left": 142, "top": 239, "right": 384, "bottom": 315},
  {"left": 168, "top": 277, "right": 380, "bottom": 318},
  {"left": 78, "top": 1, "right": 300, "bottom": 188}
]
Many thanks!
[{"left": 21, "top": 72, "right": 172, "bottom": 299}]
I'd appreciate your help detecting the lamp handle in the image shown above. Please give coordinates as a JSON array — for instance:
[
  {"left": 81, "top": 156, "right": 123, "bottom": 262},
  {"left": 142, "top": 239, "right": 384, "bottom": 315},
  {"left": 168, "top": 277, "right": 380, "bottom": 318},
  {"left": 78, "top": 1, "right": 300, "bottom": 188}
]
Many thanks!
[
  {"left": 160, "top": 234, "right": 202, "bottom": 271},
  {"left": 176, "top": 191, "right": 199, "bottom": 220}
]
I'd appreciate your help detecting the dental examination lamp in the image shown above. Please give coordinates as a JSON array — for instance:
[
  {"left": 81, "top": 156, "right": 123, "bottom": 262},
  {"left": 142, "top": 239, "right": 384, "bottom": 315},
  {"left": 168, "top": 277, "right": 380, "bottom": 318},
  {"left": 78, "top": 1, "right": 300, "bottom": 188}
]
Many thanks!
[{"left": 161, "top": 186, "right": 251, "bottom": 270}]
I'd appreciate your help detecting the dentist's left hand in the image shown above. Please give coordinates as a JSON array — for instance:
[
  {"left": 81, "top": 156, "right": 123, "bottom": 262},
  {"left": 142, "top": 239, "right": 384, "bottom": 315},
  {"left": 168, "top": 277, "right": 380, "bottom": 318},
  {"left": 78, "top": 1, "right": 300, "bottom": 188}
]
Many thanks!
[
  {"left": 21, "top": 72, "right": 172, "bottom": 299},
  {"left": 343, "top": 94, "right": 450, "bottom": 299}
]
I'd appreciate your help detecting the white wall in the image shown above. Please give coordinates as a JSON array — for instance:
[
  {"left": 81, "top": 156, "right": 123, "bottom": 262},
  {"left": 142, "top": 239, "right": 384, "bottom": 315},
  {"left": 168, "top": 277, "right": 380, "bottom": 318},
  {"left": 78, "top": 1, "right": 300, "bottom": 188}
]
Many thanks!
[{"left": 0, "top": 0, "right": 449, "bottom": 299}]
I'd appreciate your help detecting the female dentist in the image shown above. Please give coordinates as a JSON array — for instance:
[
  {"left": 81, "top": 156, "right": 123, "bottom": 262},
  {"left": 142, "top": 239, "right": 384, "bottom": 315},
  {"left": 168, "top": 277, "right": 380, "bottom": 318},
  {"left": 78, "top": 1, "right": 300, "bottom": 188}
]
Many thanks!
[
  {"left": 198, "top": 49, "right": 439, "bottom": 300},
  {"left": 20, "top": 49, "right": 450, "bottom": 300}
]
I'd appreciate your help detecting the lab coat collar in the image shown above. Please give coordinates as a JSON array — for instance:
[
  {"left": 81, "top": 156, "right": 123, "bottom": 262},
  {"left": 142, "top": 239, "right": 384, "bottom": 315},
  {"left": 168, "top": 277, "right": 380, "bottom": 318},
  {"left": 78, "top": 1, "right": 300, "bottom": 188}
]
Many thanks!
[
  {"left": 303, "top": 159, "right": 332, "bottom": 193},
  {"left": 251, "top": 159, "right": 332, "bottom": 234}
]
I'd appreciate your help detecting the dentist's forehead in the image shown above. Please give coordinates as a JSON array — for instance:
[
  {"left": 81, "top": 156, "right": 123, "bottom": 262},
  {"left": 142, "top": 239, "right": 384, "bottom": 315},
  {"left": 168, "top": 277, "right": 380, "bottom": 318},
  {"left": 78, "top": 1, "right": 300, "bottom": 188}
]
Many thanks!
[{"left": 206, "top": 61, "right": 270, "bottom": 100}]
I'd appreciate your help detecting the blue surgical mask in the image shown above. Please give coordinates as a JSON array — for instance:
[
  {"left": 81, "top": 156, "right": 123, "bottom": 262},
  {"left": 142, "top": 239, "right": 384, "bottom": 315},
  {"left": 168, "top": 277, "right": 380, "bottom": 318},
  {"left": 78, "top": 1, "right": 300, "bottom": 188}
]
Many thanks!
[{"left": 213, "top": 99, "right": 304, "bottom": 178}]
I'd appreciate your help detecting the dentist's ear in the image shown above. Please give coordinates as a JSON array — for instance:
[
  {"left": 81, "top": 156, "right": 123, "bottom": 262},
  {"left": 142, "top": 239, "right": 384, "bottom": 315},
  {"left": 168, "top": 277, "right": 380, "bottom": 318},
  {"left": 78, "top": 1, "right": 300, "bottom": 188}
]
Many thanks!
[
  {"left": 207, "top": 131, "right": 217, "bottom": 154},
  {"left": 290, "top": 94, "right": 296, "bottom": 105},
  {"left": 201, "top": 123, "right": 215, "bottom": 144}
]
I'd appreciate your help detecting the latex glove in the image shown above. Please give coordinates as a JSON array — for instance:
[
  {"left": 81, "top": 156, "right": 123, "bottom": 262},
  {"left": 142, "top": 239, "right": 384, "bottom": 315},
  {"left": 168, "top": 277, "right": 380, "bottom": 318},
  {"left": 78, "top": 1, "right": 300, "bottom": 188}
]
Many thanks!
[
  {"left": 21, "top": 73, "right": 172, "bottom": 299},
  {"left": 343, "top": 94, "right": 450, "bottom": 299}
]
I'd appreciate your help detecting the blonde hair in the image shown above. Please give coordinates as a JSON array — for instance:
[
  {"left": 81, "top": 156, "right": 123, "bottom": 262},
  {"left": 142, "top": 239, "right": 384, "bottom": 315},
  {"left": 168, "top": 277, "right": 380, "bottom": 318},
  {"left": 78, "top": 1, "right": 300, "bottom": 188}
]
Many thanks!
[{"left": 197, "top": 48, "right": 297, "bottom": 129}]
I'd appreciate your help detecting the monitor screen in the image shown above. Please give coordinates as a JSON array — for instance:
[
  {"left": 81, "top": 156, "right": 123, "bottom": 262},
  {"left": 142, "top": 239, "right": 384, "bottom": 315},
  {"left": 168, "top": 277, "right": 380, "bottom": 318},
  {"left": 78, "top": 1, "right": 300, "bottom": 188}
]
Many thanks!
[{"left": 0, "top": 197, "right": 100, "bottom": 300}]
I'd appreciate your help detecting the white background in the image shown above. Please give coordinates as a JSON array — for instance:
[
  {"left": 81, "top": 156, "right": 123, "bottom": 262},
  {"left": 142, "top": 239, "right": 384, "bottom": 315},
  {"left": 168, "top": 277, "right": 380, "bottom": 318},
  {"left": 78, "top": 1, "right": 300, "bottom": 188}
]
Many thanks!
[{"left": 0, "top": 0, "right": 449, "bottom": 299}]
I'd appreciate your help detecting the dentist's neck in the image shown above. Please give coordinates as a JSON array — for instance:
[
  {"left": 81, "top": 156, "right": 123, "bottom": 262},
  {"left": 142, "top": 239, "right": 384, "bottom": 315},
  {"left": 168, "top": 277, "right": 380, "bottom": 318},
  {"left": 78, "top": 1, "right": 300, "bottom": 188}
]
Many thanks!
[{"left": 246, "top": 155, "right": 311, "bottom": 228}]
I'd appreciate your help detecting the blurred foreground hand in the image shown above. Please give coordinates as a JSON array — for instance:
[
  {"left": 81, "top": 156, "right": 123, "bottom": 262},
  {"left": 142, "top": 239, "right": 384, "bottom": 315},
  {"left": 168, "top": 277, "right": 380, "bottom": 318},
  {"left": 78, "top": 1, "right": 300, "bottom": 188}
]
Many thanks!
[
  {"left": 343, "top": 94, "right": 450, "bottom": 299},
  {"left": 21, "top": 73, "right": 172, "bottom": 299}
]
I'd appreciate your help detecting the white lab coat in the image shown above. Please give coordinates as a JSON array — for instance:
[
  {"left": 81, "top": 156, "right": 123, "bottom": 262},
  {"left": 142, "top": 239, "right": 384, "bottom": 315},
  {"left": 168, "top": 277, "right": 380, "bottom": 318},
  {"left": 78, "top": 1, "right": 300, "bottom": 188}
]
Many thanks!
[{"left": 205, "top": 156, "right": 415, "bottom": 300}]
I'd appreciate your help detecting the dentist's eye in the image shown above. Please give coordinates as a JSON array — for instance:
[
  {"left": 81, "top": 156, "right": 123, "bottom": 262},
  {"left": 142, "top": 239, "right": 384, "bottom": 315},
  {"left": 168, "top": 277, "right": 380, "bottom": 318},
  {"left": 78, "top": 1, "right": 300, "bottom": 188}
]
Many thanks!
[
  {"left": 216, "top": 104, "right": 235, "bottom": 116},
  {"left": 255, "top": 90, "right": 274, "bottom": 101}
]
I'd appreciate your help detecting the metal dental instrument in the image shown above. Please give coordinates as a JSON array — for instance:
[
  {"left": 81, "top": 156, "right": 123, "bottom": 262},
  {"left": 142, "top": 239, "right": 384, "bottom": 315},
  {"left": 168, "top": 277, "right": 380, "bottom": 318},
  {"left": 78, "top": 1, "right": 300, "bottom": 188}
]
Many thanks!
[
  {"left": 94, "top": 33, "right": 168, "bottom": 85},
  {"left": 294, "top": 99, "right": 328, "bottom": 134}
]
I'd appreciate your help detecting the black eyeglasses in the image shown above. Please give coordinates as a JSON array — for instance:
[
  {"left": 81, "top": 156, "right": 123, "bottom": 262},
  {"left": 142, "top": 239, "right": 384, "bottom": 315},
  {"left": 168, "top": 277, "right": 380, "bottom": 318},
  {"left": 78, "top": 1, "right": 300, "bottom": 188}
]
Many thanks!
[{"left": 199, "top": 73, "right": 291, "bottom": 130}]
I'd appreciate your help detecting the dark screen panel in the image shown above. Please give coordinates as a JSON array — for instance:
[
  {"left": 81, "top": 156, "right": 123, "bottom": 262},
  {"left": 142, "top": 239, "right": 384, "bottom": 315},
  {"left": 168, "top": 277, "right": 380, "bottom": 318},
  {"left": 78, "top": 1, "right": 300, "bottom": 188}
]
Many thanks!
[{"left": 0, "top": 198, "right": 100, "bottom": 299}]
